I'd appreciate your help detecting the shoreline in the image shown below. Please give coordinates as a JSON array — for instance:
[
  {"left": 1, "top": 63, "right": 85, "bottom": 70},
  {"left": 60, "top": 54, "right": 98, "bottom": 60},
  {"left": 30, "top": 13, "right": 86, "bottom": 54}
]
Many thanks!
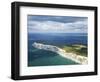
[
  {"left": 32, "top": 42, "right": 88, "bottom": 64},
  {"left": 57, "top": 48, "right": 87, "bottom": 64}
]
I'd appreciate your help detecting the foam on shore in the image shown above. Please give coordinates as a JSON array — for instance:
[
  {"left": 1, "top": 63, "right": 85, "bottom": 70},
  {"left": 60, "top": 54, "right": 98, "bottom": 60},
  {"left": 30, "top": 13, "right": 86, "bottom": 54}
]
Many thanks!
[{"left": 32, "top": 42, "right": 88, "bottom": 64}]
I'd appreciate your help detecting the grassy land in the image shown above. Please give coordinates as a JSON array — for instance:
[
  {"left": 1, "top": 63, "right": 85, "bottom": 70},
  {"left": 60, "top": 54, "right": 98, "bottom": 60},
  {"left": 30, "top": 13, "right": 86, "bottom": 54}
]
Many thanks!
[{"left": 62, "top": 44, "right": 87, "bottom": 57}]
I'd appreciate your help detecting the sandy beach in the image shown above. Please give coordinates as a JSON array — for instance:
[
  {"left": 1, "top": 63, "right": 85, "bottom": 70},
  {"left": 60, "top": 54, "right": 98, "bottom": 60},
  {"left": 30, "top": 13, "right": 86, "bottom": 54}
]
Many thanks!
[
  {"left": 57, "top": 48, "right": 88, "bottom": 64},
  {"left": 33, "top": 42, "right": 88, "bottom": 65}
]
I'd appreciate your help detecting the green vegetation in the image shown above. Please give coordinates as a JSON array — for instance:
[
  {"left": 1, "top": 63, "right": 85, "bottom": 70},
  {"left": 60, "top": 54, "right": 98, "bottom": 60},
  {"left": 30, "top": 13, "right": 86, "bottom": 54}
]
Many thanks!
[{"left": 62, "top": 44, "right": 87, "bottom": 57}]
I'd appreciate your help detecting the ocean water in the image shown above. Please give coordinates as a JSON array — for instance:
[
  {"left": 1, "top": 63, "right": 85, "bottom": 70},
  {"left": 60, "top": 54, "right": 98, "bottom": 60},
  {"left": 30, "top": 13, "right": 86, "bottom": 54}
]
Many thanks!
[{"left": 28, "top": 33, "right": 87, "bottom": 67}]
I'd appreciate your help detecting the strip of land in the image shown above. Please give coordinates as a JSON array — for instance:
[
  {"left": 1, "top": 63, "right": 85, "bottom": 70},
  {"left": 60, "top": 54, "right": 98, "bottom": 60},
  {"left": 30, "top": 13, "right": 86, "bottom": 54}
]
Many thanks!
[{"left": 32, "top": 42, "right": 88, "bottom": 64}]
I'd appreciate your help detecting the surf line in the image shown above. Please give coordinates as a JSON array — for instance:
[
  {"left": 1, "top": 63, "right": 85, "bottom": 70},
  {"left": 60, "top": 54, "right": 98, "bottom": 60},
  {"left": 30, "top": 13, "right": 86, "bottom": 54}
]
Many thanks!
[{"left": 32, "top": 42, "right": 88, "bottom": 64}]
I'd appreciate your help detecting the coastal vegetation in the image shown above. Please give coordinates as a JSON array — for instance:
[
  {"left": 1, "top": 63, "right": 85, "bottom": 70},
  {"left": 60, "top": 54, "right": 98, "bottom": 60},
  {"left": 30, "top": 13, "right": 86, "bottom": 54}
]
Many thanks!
[
  {"left": 32, "top": 42, "right": 88, "bottom": 64},
  {"left": 62, "top": 44, "right": 87, "bottom": 57}
]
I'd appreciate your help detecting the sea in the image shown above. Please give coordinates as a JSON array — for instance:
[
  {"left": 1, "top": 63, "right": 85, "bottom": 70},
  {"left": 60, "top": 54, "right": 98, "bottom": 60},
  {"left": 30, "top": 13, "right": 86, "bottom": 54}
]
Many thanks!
[{"left": 28, "top": 33, "right": 87, "bottom": 67}]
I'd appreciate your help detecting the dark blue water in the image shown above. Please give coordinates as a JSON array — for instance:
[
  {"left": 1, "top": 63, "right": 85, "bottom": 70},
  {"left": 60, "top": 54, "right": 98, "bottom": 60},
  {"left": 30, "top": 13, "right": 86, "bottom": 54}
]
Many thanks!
[{"left": 28, "top": 33, "right": 87, "bottom": 66}]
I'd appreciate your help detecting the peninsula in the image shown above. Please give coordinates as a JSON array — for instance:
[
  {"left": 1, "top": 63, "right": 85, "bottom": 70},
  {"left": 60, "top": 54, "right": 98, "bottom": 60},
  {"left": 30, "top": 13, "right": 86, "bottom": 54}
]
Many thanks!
[{"left": 32, "top": 42, "right": 88, "bottom": 64}]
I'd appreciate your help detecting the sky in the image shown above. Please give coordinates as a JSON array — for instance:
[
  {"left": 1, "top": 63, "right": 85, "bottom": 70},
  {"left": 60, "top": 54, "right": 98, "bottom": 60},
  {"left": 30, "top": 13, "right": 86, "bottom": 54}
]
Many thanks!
[{"left": 27, "top": 15, "right": 88, "bottom": 33}]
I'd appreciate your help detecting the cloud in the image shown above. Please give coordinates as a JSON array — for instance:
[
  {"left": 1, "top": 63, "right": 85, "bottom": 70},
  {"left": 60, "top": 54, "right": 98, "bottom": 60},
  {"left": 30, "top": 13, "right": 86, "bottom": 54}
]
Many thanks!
[
  {"left": 28, "top": 20, "right": 87, "bottom": 33},
  {"left": 28, "top": 15, "right": 87, "bottom": 23}
]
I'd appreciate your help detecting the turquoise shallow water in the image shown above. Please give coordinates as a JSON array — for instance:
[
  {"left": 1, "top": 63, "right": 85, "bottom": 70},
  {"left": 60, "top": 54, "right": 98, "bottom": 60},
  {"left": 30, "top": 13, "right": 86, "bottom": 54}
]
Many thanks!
[{"left": 28, "top": 48, "right": 78, "bottom": 67}]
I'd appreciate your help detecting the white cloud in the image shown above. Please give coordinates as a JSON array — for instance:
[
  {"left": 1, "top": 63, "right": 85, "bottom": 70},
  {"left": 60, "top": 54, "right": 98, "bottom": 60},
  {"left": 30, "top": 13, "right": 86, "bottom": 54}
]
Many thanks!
[{"left": 28, "top": 20, "right": 87, "bottom": 33}]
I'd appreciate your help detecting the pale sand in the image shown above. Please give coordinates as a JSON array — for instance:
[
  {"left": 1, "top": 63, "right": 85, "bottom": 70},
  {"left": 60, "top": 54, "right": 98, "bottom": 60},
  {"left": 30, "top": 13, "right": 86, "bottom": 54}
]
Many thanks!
[
  {"left": 33, "top": 42, "right": 88, "bottom": 64},
  {"left": 57, "top": 48, "right": 88, "bottom": 64}
]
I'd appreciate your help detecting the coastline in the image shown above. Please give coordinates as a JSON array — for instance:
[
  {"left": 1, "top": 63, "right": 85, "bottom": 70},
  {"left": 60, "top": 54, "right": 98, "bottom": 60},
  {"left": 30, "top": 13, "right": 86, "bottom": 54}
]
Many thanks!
[
  {"left": 56, "top": 48, "right": 87, "bottom": 64},
  {"left": 32, "top": 42, "right": 88, "bottom": 64}
]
